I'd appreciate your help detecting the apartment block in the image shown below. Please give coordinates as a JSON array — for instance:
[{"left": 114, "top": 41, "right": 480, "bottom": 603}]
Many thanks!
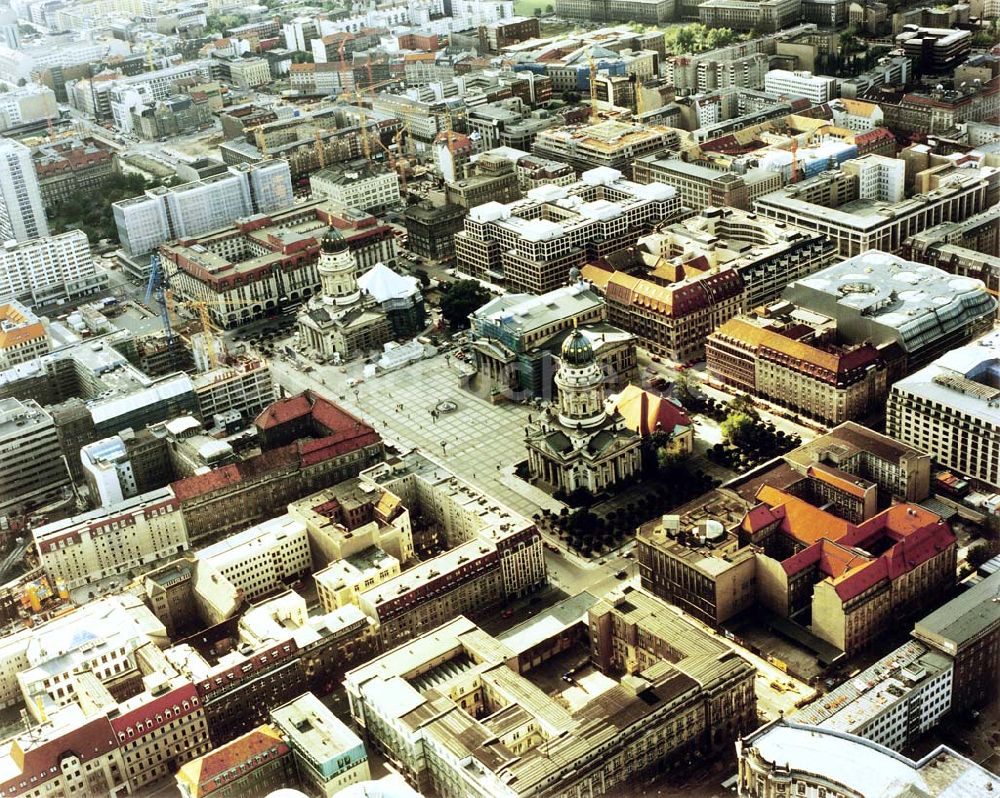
[
  {"left": 345, "top": 589, "right": 755, "bottom": 798},
  {"left": 455, "top": 166, "right": 681, "bottom": 293},
  {"left": 271, "top": 692, "right": 371, "bottom": 796},
  {"left": 355, "top": 452, "right": 546, "bottom": 648},
  {"left": 34, "top": 487, "right": 189, "bottom": 590},
  {"left": 0, "top": 301, "right": 47, "bottom": 369},
  {"left": 0, "top": 397, "right": 68, "bottom": 516},
  {"left": 175, "top": 724, "right": 296, "bottom": 798},
  {"left": 764, "top": 69, "right": 838, "bottom": 103},
  {"left": 793, "top": 639, "right": 953, "bottom": 750},
  {"left": 0, "top": 137, "right": 48, "bottom": 242},
  {"left": 0, "top": 229, "right": 103, "bottom": 306},
  {"left": 112, "top": 160, "right": 293, "bottom": 257}
]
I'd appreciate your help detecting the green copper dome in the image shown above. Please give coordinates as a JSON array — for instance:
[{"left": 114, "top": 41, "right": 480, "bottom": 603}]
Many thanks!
[
  {"left": 561, "top": 329, "right": 594, "bottom": 367},
  {"left": 321, "top": 226, "right": 349, "bottom": 254}
]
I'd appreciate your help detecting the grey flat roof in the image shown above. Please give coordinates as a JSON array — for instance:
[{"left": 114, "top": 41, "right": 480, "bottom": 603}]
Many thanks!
[{"left": 914, "top": 569, "right": 1000, "bottom": 651}]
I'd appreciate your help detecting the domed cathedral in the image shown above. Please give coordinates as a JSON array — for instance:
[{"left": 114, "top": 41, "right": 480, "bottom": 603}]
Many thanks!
[
  {"left": 296, "top": 227, "right": 393, "bottom": 362},
  {"left": 524, "top": 329, "right": 642, "bottom": 495}
]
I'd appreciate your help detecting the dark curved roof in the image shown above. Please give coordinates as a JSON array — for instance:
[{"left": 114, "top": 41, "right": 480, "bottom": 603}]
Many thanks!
[
  {"left": 561, "top": 329, "right": 594, "bottom": 366},
  {"left": 321, "top": 226, "right": 349, "bottom": 254}
]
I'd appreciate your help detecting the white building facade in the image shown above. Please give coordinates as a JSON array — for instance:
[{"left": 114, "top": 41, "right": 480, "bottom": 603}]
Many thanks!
[{"left": 0, "top": 136, "right": 48, "bottom": 242}]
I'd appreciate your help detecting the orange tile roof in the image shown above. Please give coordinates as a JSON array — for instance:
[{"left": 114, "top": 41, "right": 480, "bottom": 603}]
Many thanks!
[
  {"left": 715, "top": 318, "right": 841, "bottom": 374},
  {"left": 749, "top": 485, "right": 852, "bottom": 546},
  {"left": 611, "top": 384, "right": 692, "bottom": 437},
  {"left": 177, "top": 725, "right": 289, "bottom": 797},
  {"left": 0, "top": 321, "right": 44, "bottom": 350}
]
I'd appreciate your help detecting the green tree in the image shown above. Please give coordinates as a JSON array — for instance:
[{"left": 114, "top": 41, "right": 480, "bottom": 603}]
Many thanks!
[
  {"left": 727, "top": 393, "right": 759, "bottom": 420},
  {"left": 439, "top": 280, "right": 491, "bottom": 329},
  {"left": 967, "top": 542, "right": 994, "bottom": 569},
  {"left": 49, "top": 172, "right": 155, "bottom": 245},
  {"left": 721, "top": 411, "right": 756, "bottom": 448},
  {"left": 414, "top": 268, "right": 431, "bottom": 288}
]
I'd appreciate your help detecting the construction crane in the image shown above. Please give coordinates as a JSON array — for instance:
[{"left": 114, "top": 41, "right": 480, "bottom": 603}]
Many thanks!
[
  {"left": 790, "top": 137, "right": 799, "bottom": 184},
  {"left": 144, "top": 253, "right": 173, "bottom": 348},
  {"left": 634, "top": 74, "right": 644, "bottom": 118}
]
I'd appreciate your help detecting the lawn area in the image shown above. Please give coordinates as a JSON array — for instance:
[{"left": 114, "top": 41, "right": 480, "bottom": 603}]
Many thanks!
[{"left": 514, "top": 0, "right": 550, "bottom": 16}]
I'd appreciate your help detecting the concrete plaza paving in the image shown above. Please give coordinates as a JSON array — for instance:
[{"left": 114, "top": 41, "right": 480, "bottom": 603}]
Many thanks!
[{"left": 269, "top": 353, "right": 562, "bottom": 521}]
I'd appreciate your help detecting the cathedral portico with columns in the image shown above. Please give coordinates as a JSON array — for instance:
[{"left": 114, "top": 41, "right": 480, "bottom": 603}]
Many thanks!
[{"left": 524, "top": 329, "right": 642, "bottom": 495}]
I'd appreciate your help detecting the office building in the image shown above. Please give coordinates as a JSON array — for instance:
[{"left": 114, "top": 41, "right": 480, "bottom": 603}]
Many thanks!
[
  {"left": 633, "top": 156, "right": 782, "bottom": 212},
  {"left": 913, "top": 570, "right": 1000, "bottom": 713},
  {"left": 175, "top": 725, "right": 297, "bottom": 798},
  {"left": 112, "top": 160, "right": 293, "bottom": 257},
  {"left": 345, "top": 590, "right": 756, "bottom": 798},
  {"left": 310, "top": 163, "right": 400, "bottom": 212},
  {"left": 707, "top": 309, "right": 888, "bottom": 425},
  {"left": 764, "top": 69, "right": 838, "bottom": 103},
  {"left": 445, "top": 153, "right": 521, "bottom": 209},
  {"left": 553, "top": 0, "right": 676, "bottom": 23},
  {"left": 478, "top": 16, "right": 540, "bottom": 53},
  {"left": 753, "top": 163, "right": 991, "bottom": 257},
  {"left": 698, "top": 0, "right": 803, "bottom": 31},
  {"left": 271, "top": 693, "right": 371, "bottom": 796},
  {"left": 744, "top": 490, "right": 955, "bottom": 654},
  {"left": 524, "top": 330, "right": 642, "bottom": 495},
  {"left": 0, "top": 82, "right": 56, "bottom": 131},
  {"left": 34, "top": 487, "right": 188, "bottom": 590},
  {"left": 888, "top": 330, "right": 1000, "bottom": 491},
  {"left": 403, "top": 202, "right": 467, "bottom": 263},
  {"left": 0, "top": 229, "right": 103, "bottom": 305},
  {"left": 736, "top": 718, "right": 998, "bottom": 798},
  {"left": 583, "top": 261, "right": 745, "bottom": 363},
  {"left": 0, "top": 301, "right": 47, "bottom": 369},
  {"left": 0, "top": 137, "right": 48, "bottom": 242},
  {"left": 355, "top": 452, "right": 546, "bottom": 648},
  {"left": 895, "top": 25, "right": 972, "bottom": 71},
  {"left": 174, "top": 391, "right": 384, "bottom": 542},
  {"left": 195, "top": 516, "right": 312, "bottom": 604},
  {"left": 455, "top": 166, "right": 681, "bottom": 293},
  {"left": 161, "top": 206, "right": 385, "bottom": 329},
  {"left": 191, "top": 357, "right": 276, "bottom": 425},
  {"left": 638, "top": 206, "right": 839, "bottom": 308},
  {"left": 792, "top": 639, "right": 953, "bottom": 750},
  {"left": 31, "top": 135, "right": 117, "bottom": 209},
  {"left": 0, "top": 397, "right": 68, "bottom": 516},
  {"left": 782, "top": 251, "right": 996, "bottom": 372},
  {"left": 531, "top": 120, "right": 680, "bottom": 176}
]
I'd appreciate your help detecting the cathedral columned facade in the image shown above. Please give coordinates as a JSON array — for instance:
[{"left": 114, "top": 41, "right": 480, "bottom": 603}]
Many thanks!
[{"left": 524, "top": 330, "right": 642, "bottom": 494}]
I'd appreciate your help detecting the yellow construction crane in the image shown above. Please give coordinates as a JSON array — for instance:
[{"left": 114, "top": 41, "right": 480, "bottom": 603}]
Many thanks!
[{"left": 354, "top": 90, "right": 371, "bottom": 160}]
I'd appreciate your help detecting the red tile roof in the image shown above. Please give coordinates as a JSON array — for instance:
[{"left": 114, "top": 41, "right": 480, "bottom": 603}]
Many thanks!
[
  {"left": 2, "top": 716, "right": 118, "bottom": 795},
  {"left": 109, "top": 682, "right": 200, "bottom": 739},
  {"left": 173, "top": 393, "right": 380, "bottom": 501},
  {"left": 611, "top": 384, "right": 692, "bottom": 437}
]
